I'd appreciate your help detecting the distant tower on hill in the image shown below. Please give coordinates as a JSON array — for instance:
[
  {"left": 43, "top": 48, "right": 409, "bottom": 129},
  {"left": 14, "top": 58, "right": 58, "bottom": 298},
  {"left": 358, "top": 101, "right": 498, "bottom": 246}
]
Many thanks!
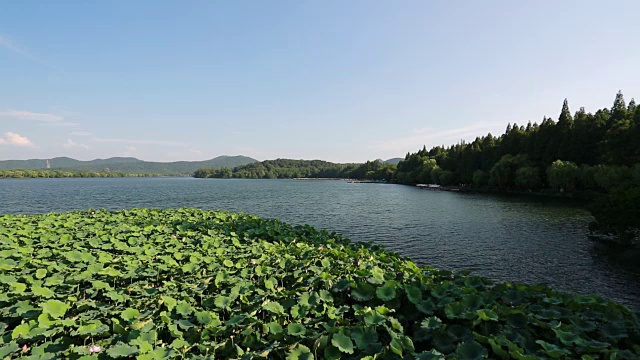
[{"left": 45, "top": 159, "right": 51, "bottom": 169}]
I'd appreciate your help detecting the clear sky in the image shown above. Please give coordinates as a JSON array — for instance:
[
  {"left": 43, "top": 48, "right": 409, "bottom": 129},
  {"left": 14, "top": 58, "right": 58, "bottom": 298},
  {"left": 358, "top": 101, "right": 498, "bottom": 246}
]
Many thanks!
[{"left": 1, "top": 1, "right": 639, "bottom": 163}]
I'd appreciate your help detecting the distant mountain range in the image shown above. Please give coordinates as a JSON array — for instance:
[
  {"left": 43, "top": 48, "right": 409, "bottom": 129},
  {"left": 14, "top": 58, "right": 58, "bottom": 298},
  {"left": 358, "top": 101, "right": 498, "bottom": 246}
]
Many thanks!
[{"left": 0, "top": 156, "right": 258, "bottom": 175}]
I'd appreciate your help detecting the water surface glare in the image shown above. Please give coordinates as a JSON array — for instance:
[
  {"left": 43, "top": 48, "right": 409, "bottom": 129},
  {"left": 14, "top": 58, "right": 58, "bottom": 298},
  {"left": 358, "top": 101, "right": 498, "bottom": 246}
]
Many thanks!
[{"left": 1, "top": 177, "right": 638, "bottom": 311}]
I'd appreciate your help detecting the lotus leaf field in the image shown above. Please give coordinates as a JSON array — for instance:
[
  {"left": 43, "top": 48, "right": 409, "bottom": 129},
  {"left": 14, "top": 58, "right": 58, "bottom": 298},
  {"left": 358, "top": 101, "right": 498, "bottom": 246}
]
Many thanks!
[{"left": 0, "top": 209, "right": 639, "bottom": 359}]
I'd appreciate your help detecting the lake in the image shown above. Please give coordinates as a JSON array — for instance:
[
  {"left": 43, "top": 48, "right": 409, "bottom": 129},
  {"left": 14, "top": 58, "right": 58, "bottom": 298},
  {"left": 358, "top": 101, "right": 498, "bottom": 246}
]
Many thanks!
[{"left": 1, "top": 177, "right": 638, "bottom": 311}]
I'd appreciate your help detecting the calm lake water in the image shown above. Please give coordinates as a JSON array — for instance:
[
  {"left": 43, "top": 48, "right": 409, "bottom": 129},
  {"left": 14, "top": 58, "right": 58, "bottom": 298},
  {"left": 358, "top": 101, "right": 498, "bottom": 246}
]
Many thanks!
[{"left": 1, "top": 177, "right": 638, "bottom": 311}]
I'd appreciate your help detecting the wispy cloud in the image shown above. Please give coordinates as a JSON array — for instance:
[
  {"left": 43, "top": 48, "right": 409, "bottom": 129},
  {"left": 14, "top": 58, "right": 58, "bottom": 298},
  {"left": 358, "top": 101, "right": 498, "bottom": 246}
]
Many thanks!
[
  {"left": 92, "top": 137, "right": 189, "bottom": 146},
  {"left": 375, "top": 122, "right": 505, "bottom": 152},
  {"left": 0, "top": 132, "right": 35, "bottom": 147},
  {"left": 70, "top": 131, "right": 92, "bottom": 136},
  {"left": 62, "top": 138, "right": 89, "bottom": 150},
  {"left": 0, "top": 109, "right": 79, "bottom": 128},
  {"left": 0, "top": 109, "right": 64, "bottom": 122},
  {"left": 0, "top": 33, "right": 61, "bottom": 71}
]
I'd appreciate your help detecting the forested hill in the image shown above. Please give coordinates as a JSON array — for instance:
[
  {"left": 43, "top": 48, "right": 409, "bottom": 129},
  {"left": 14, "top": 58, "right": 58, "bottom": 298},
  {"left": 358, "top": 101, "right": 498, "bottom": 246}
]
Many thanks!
[
  {"left": 194, "top": 158, "right": 397, "bottom": 180},
  {"left": 0, "top": 155, "right": 257, "bottom": 175},
  {"left": 395, "top": 91, "right": 640, "bottom": 239}
]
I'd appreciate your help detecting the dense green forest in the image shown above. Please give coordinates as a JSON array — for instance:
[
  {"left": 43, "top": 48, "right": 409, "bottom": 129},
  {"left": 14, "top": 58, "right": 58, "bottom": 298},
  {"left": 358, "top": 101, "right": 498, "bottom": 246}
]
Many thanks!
[
  {"left": 194, "top": 159, "right": 397, "bottom": 181},
  {"left": 395, "top": 91, "right": 639, "bottom": 240},
  {"left": 0, "top": 155, "right": 257, "bottom": 175},
  {"left": 0, "top": 169, "right": 163, "bottom": 178}
]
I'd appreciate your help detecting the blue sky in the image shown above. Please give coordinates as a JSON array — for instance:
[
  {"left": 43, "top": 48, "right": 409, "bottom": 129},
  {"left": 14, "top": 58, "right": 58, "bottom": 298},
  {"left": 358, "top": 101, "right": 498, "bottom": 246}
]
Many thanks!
[{"left": 1, "top": 1, "right": 639, "bottom": 162}]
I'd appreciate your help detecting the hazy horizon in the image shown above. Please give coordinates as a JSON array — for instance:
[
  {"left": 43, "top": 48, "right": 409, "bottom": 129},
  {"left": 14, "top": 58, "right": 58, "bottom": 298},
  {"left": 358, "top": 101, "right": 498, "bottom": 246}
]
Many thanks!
[{"left": 2, "top": 1, "right": 640, "bottom": 162}]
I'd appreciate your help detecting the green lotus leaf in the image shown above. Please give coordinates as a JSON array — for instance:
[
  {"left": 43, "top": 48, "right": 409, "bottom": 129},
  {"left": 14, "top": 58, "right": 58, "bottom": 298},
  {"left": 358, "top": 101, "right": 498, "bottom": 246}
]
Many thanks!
[
  {"left": 223, "top": 259, "right": 234, "bottom": 267},
  {"left": 175, "top": 301, "right": 193, "bottom": 316},
  {"left": 487, "top": 337, "right": 510, "bottom": 360},
  {"left": 31, "top": 285, "right": 55, "bottom": 298},
  {"left": 323, "top": 345, "right": 342, "bottom": 360},
  {"left": 76, "top": 320, "right": 109, "bottom": 336},
  {"left": 552, "top": 327, "right": 580, "bottom": 345},
  {"left": 0, "top": 275, "right": 17, "bottom": 284},
  {"left": 268, "top": 322, "right": 283, "bottom": 334},
  {"left": 107, "top": 343, "right": 139, "bottom": 358},
  {"left": 535, "top": 340, "right": 571, "bottom": 358},
  {"left": 421, "top": 316, "right": 442, "bottom": 330},
  {"left": 65, "top": 250, "right": 84, "bottom": 262},
  {"left": 41, "top": 299, "right": 69, "bottom": 319},
  {"left": 286, "top": 344, "right": 313, "bottom": 360},
  {"left": 36, "top": 269, "right": 48, "bottom": 279},
  {"left": 121, "top": 308, "right": 140, "bottom": 321},
  {"left": 351, "top": 282, "right": 374, "bottom": 301},
  {"left": 332, "top": 333, "right": 354, "bottom": 354},
  {"left": 363, "top": 309, "right": 386, "bottom": 325},
  {"left": 455, "top": 341, "right": 488, "bottom": 360},
  {"left": 319, "top": 289, "right": 333, "bottom": 302},
  {"left": 0, "top": 342, "right": 20, "bottom": 358},
  {"left": 389, "top": 338, "right": 404, "bottom": 356},
  {"left": 405, "top": 284, "right": 422, "bottom": 304},
  {"left": 376, "top": 283, "right": 397, "bottom": 301},
  {"left": 287, "top": 323, "right": 306, "bottom": 336},
  {"left": 368, "top": 266, "right": 385, "bottom": 284},
  {"left": 182, "top": 262, "right": 196, "bottom": 273},
  {"left": 264, "top": 278, "right": 276, "bottom": 290},
  {"left": 12, "top": 322, "right": 33, "bottom": 339},
  {"left": 195, "top": 311, "right": 213, "bottom": 325},
  {"left": 476, "top": 309, "right": 498, "bottom": 321},
  {"left": 11, "top": 282, "right": 27, "bottom": 294},
  {"left": 176, "top": 319, "right": 196, "bottom": 329},
  {"left": 263, "top": 301, "right": 285, "bottom": 315},
  {"left": 444, "top": 301, "right": 469, "bottom": 319},
  {"left": 161, "top": 295, "right": 177, "bottom": 312},
  {"left": 416, "top": 299, "right": 435, "bottom": 314}
]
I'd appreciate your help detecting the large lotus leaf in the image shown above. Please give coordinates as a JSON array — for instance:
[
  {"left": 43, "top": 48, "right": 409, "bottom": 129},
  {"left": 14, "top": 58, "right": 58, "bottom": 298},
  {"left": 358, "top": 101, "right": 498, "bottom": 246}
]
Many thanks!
[
  {"left": 268, "top": 322, "right": 283, "bottom": 335},
  {"left": 161, "top": 296, "right": 177, "bottom": 311},
  {"left": 175, "top": 301, "right": 193, "bottom": 316},
  {"left": 535, "top": 340, "right": 571, "bottom": 358},
  {"left": 351, "top": 283, "right": 375, "bottom": 301},
  {"left": 263, "top": 301, "right": 285, "bottom": 315},
  {"left": 41, "top": 299, "right": 69, "bottom": 319},
  {"left": 286, "top": 344, "right": 314, "bottom": 360},
  {"left": 287, "top": 323, "right": 306, "bottom": 336},
  {"left": 455, "top": 341, "right": 488, "bottom": 360},
  {"left": 120, "top": 308, "right": 140, "bottom": 321},
  {"left": 323, "top": 345, "right": 342, "bottom": 360},
  {"left": 376, "top": 283, "right": 397, "bottom": 301},
  {"left": 107, "top": 343, "right": 139, "bottom": 358},
  {"left": 0, "top": 342, "right": 20, "bottom": 358},
  {"left": 76, "top": 320, "right": 109, "bottom": 336},
  {"left": 35, "top": 269, "right": 48, "bottom": 279},
  {"left": 332, "top": 333, "right": 354, "bottom": 354},
  {"left": 12, "top": 322, "right": 33, "bottom": 339},
  {"left": 445, "top": 301, "right": 470, "bottom": 319},
  {"left": 368, "top": 266, "right": 385, "bottom": 284},
  {"left": 476, "top": 309, "right": 498, "bottom": 322},
  {"left": 405, "top": 284, "right": 423, "bottom": 304}
]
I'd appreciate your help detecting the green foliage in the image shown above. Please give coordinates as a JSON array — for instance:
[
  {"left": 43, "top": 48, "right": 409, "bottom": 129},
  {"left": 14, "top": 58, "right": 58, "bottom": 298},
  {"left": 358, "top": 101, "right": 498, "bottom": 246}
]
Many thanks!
[
  {"left": 0, "top": 169, "right": 164, "bottom": 178},
  {"left": 0, "top": 209, "right": 639, "bottom": 359},
  {"left": 195, "top": 159, "right": 396, "bottom": 181},
  {"left": 392, "top": 93, "right": 640, "bottom": 238},
  {"left": 547, "top": 160, "right": 578, "bottom": 192}
]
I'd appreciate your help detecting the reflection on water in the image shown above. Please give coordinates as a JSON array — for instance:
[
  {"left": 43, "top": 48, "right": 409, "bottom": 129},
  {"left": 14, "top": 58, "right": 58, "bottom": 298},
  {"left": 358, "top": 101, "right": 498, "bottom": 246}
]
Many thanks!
[{"left": 0, "top": 177, "right": 638, "bottom": 311}]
